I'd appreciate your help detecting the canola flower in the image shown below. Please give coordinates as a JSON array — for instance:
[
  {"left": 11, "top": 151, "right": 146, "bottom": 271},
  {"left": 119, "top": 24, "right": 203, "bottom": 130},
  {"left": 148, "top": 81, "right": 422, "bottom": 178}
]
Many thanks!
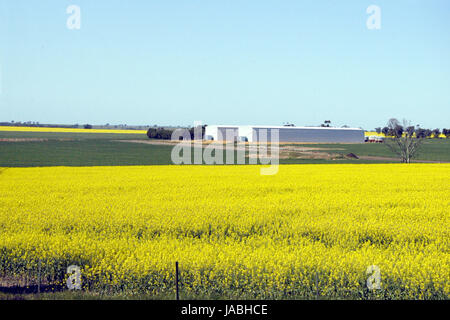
[
  {"left": 0, "top": 164, "right": 448, "bottom": 299},
  {"left": 0, "top": 126, "right": 147, "bottom": 134}
]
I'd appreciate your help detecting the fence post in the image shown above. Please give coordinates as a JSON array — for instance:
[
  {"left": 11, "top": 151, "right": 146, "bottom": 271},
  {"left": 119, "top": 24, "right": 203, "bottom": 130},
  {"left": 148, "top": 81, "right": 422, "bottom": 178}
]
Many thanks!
[
  {"left": 38, "top": 259, "right": 41, "bottom": 294},
  {"left": 315, "top": 272, "right": 319, "bottom": 299},
  {"left": 175, "top": 261, "right": 180, "bottom": 300}
]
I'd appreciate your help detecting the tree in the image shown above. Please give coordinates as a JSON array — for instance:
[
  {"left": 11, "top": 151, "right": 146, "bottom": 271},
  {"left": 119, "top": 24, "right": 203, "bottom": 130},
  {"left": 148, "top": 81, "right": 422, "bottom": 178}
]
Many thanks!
[
  {"left": 405, "top": 126, "right": 415, "bottom": 136},
  {"left": 387, "top": 118, "right": 400, "bottom": 131},
  {"left": 189, "top": 125, "right": 206, "bottom": 140},
  {"left": 375, "top": 127, "right": 381, "bottom": 134},
  {"left": 384, "top": 118, "right": 424, "bottom": 163},
  {"left": 146, "top": 127, "right": 174, "bottom": 140},
  {"left": 415, "top": 128, "right": 427, "bottom": 139},
  {"left": 443, "top": 129, "right": 450, "bottom": 138},
  {"left": 432, "top": 128, "right": 441, "bottom": 139},
  {"left": 389, "top": 125, "right": 403, "bottom": 138},
  {"left": 84, "top": 124, "right": 92, "bottom": 129},
  {"left": 382, "top": 127, "right": 390, "bottom": 136}
]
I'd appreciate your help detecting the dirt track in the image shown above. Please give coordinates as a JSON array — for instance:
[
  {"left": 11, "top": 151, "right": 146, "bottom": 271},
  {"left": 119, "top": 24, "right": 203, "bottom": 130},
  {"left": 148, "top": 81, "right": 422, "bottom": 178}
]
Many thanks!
[
  {"left": 116, "top": 140, "right": 347, "bottom": 160},
  {"left": 116, "top": 140, "right": 450, "bottom": 163},
  {"left": 0, "top": 138, "right": 74, "bottom": 142},
  {"left": 0, "top": 138, "right": 49, "bottom": 142}
]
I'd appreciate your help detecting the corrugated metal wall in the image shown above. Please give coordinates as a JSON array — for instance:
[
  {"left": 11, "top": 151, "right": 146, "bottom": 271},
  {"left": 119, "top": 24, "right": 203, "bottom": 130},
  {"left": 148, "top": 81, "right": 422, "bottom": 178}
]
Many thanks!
[
  {"left": 252, "top": 128, "right": 364, "bottom": 143},
  {"left": 206, "top": 126, "right": 365, "bottom": 143}
]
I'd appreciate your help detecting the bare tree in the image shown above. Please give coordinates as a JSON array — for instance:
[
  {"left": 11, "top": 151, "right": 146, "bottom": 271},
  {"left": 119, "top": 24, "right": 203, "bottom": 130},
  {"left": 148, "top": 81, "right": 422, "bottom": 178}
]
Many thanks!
[
  {"left": 384, "top": 118, "right": 424, "bottom": 163},
  {"left": 387, "top": 118, "right": 400, "bottom": 130}
]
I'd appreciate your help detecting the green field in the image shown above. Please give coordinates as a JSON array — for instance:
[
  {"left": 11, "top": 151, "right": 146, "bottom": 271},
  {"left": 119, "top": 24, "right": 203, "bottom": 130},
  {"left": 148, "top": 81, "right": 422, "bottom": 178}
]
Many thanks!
[
  {"left": 0, "top": 131, "right": 449, "bottom": 167},
  {"left": 0, "top": 131, "right": 148, "bottom": 140},
  {"left": 287, "top": 140, "right": 450, "bottom": 162},
  {"left": 0, "top": 139, "right": 174, "bottom": 167}
]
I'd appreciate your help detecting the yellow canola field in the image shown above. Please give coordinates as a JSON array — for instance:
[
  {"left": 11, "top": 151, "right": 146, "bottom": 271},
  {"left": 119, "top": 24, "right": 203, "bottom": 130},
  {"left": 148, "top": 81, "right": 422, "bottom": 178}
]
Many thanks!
[
  {"left": 0, "top": 164, "right": 448, "bottom": 299},
  {"left": 364, "top": 131, "right": 447, "bottom": 138},
  {"left": 0, "top": 126, "right": 147, "bottom": 134}
]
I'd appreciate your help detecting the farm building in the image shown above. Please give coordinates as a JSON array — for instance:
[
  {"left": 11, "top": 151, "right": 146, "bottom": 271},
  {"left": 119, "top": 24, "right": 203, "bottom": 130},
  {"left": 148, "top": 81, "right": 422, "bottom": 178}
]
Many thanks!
[{"left": 204, "top": 125, "right": 365, "bottom": 143}]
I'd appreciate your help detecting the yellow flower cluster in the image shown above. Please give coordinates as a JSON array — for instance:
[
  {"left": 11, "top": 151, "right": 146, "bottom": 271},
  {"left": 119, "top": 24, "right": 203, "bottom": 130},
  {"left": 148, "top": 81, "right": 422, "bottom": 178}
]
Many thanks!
[
  {"left": 0, "top": 126, "right": 146, "bottom": 134},
  {"left": 365, "top": 131, "right": 447, "bottom": 138},
  {"left": 0, "top": 164, "right": 448, "bottom": 298}
]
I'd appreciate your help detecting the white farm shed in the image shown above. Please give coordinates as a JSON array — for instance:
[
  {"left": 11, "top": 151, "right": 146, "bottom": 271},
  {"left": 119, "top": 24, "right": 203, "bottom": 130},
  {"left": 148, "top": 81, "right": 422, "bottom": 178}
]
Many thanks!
[{"left": 204, "top": 125, "right": 365, "bottom": 143}]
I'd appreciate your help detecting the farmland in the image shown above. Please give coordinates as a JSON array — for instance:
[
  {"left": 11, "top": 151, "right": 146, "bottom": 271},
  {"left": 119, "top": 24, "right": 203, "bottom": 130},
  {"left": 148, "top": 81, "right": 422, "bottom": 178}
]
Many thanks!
[
  {"left": 0, "top": 164, "right": 448, "bottom": 299},
  {"left": 0, "top": 127, "right": 449, "bottom": 300},
  {"left": 1, "top": 129, "right": 449, "bottom": 167}
]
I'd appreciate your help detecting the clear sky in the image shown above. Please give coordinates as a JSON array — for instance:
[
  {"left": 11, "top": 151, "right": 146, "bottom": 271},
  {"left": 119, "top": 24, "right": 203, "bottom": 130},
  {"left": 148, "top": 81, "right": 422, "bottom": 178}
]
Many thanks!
[{"left": 0, "top": 1, "right": 449, "bottom": 130}]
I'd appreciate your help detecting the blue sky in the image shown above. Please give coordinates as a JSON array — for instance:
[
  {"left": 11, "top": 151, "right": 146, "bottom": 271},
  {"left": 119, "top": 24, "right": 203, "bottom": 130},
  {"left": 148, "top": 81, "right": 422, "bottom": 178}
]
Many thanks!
[{"left": 0, "top": 1, "right": 449, "bottom": 129}]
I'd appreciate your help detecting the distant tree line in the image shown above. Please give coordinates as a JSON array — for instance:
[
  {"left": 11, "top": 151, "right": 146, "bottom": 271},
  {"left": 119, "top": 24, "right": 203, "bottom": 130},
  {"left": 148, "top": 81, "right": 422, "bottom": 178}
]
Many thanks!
[
  {"left": 374, "top": 125, "right": 450, "bottom": 138},
  {"left": 0, "top": 121, "right": 79, "bottom": 128},
  {"left": 146, "top": 126, "right": 206, "bottom": 140},
  {"left": 0, "top": 122, "right": 149, "bottom": 130}
]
